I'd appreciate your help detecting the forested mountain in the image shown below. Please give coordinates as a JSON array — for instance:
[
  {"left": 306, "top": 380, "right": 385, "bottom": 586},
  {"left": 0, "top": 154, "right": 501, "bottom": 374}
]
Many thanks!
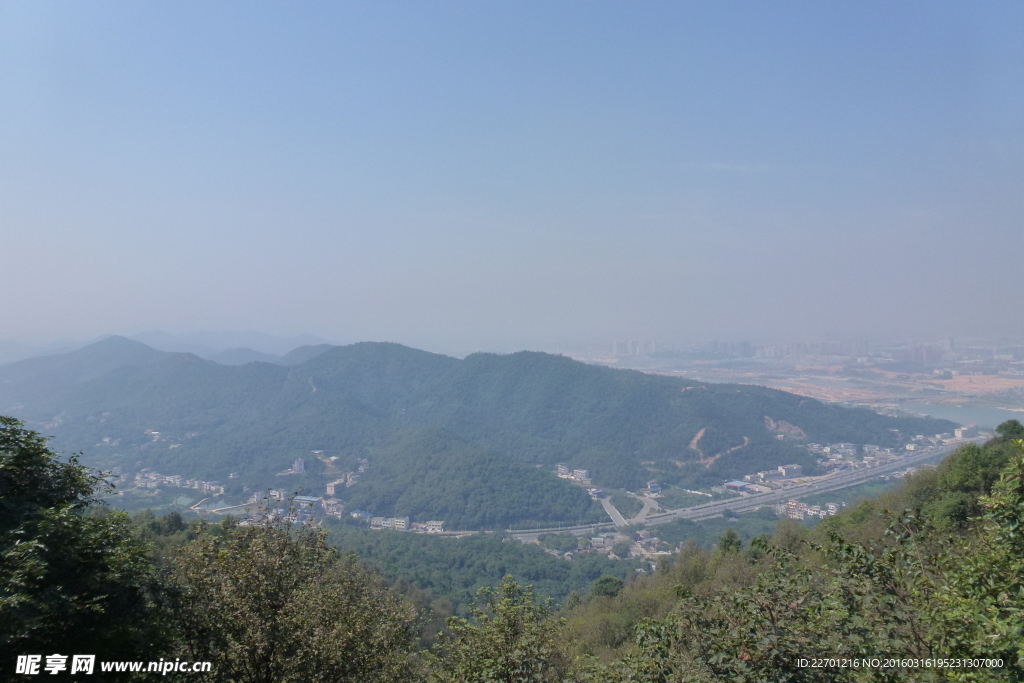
[
  {"left": 0, "top": 337, "right": 954, "bottom": 525},
  {"left": 205, "top": 344, "right": 334, "bottom": 366},
  {"left": 206, "top": 347, "right": 284, "bottom": 365},
  {"left": 343, "top": 429, "right": 603, "bottom": 529}
]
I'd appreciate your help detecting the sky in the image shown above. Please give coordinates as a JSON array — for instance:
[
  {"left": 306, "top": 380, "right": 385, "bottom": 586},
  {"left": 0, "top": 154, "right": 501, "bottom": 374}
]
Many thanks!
[{"left": 1, "top": 1, "right": 1022, "bottom": 353}]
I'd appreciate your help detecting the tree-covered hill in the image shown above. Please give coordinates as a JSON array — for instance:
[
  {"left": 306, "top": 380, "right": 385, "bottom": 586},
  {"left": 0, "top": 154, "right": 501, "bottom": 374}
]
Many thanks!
[
  {"left": 343, "top": 428, "right": 604, "bottom": 529},
  {"left": 0, "top": 338, "right": 955, "bottom": 523}
]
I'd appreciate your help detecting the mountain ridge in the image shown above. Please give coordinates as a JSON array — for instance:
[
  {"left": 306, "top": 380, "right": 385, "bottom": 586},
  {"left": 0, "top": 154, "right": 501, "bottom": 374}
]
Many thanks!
[{"left": 0, "top": 338, "right": 956, "bottom": 525}]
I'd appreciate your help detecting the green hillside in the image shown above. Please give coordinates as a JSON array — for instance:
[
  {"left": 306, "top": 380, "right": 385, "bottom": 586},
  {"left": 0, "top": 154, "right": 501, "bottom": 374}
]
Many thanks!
[
  {"left": 343, "top": 428, "right": 604, "bottom": 529},
  {"left": 0, "top": 337, "right": 955, "bottom": 526}
]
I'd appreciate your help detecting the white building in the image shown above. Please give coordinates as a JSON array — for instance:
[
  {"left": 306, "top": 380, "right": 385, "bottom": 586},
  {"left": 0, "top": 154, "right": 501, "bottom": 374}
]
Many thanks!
[{"left": 778, "top": 464, "right": 803, "bottom": 478}]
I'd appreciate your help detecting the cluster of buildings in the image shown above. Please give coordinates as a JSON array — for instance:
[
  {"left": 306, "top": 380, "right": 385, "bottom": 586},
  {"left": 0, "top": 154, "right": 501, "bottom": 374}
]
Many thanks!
[
  {"left": 632, "top": 529, "right": 670, "bottom": 558},
  {"left": 612, "top": 339, "right": 657, "bottom": 356},
  {"left": 573, "top": 530, "right": 669, "bottom": 560},
  {"left": 556, "top": 464, "right": 590, "bottom": 482},
  {"left": 277, "top": 457, "right": 306, "bottom": 476},
  {"left": 238, "top": 506, "right": 315, "bottom": 527},
  {"left": 548, "top": 532, "right": 625, "bottom": 559},
  {"left": 811, "top": 443, "right": 910, "bottom": 472},
  {"left": 368, "top": 516, "right": 445, "bottom": 533},
  {"left": 811, "top": 430, "right": 978, "bottom": 472},
  {"left": 640, "top": 481, "right": 662, "bottom": 495},
  {"left": 250, "top": 491, "right": 345, "bottom": 518},
  {"left": 325, "top": 458, "right": 369, "bottom": 494},
  {"left": 370, "top": 516, "right": 410, "bottom": 530},
  {"left": 720, "top": 464, "right": 805, "bottom": 494},
  {"left": 239, "top": 502, "right": 440, "bottom": 530},
  {"left": 322, "top": 499, "right": 344, "bottom": 517},
  {"left": 954, "top": 425, "right": 979, "bottom": 439},
  {"left": 587, "top": 533, "right": 618, "bottom": 551},
  {"left": 899, "top": 427, "right": 978, "bottom": 450},
  {"left": 132, "top": 469, "right": 224, "bottom": 496},
  {"left": 538, "top": 529, "right": 671, "bottom": 562},
  {"left": 254, "top": 489, "right": 308, "bottom": 502},
  {"left": 720, "top": 429, "right": 975, "bottom": 497},
  {"left": 682, "top": 337, "right": 1022, "bottom": 370},
  {"left": 773, "top": 500, "right": 842, "bottom": 520}
]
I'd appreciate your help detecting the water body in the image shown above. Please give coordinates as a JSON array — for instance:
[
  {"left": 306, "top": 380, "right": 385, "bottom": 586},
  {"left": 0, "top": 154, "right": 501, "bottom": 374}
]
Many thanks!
[{"left": 895, "top": 402, "right": 1024, "bottom": 430}]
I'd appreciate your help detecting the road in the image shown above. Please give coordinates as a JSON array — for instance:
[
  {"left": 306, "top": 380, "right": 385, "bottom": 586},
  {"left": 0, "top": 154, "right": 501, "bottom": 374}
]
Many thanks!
[
  {"left": 628, "top": 496, "right": 660, "bottom": 524},
  {"left": 601, "top": 497, "right": 628, "bottom": 527},
  {"left": 508, "top": 439, "right": 981, "bottom": 541}
]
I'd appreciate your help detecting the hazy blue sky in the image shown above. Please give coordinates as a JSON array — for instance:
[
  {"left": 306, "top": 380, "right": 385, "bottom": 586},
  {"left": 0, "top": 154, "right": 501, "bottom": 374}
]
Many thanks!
[{"left": 2, "top": 2, "right": 1022, "bottom": 351}]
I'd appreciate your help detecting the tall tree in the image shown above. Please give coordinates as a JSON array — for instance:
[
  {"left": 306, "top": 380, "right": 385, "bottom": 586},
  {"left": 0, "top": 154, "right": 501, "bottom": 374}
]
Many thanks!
[
  {"left": 428, "top": 576, "right": 572, "bottom": 683},
  {"left": 0, "top": 416, "right": 159, "bottom": 666},
  {"left": 164, "top": 513, "right": 418, "bottom": 683}
]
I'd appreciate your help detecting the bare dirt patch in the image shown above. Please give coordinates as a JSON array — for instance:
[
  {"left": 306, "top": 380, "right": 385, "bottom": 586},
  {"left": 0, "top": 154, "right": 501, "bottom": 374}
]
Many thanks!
[
  {"left": 688, "top": 428, "right": 706, "bottom": 459},
  {"left": 764, "top": 416, "right": 807, "bottom": 439},
  {"left": 932, "top": 376, "right": 1024, "bottom": 394},
  {"left": 701, "top": 436, "right": 749, "bottom": 468}
]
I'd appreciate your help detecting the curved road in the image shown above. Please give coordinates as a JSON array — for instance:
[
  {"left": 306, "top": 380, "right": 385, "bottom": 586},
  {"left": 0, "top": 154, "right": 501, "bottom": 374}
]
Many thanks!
[{"left": 628, "top": 496, "right": 660, "bottom": 524}]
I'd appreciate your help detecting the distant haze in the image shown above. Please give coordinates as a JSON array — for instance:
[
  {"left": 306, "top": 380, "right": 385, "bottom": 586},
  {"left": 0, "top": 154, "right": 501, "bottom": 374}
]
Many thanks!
[{"left": 1, "top": 2, "right": 1022, "bottom": 350}]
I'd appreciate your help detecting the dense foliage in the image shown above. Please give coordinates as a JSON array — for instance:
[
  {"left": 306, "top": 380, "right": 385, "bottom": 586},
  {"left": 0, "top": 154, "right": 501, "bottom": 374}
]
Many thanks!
[
  {"left": 0, "top": 417, "right": 160, "bottom": 669},
  {"left": 426, "top": 577, "right": 570, "bottom": 683},
  {"left": 5, "top": 416, "right": 1023, "bottom": 682},
  {"left": 608, "top": 493, "right": 643, "bottom": 520},
  {"left": 164, "top": 517, "right": 418, "bottom": 683},
  {"left": 344, "top": 428, "right": 603, "bottom": 529},
  {"left": 325, "top": 521, "right": 644, "bottom": 616}
]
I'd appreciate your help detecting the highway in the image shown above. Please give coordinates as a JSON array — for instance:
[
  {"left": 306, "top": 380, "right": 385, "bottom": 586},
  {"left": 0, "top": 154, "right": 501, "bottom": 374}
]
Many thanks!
[
  {"left": 508, "top": 439, "right": 981, "bottom": 541},
  {"left": 643, "top": 439, "right": 981, "bottom": 525}
]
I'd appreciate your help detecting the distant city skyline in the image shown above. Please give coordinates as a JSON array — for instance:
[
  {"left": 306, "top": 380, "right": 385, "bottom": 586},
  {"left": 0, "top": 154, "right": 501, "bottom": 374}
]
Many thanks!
[
  {"left": 2, "top": 328, "right": 1022, "bottom": 366},
  {"left": 2, "top": 3, "right": 1022, "bottom": 346}
]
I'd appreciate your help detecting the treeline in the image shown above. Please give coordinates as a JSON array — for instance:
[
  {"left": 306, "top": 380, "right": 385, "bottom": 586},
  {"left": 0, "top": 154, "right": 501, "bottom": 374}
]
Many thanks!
[
  {"left": 325, "top": 522, "right": 642, "bottom": 618},
  {"left": 4, "top": 416, "right": 1022, "bottom": 682}
]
